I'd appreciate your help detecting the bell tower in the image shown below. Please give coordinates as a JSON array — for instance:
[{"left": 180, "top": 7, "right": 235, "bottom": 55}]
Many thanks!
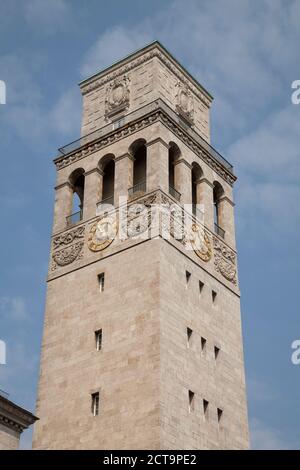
[{"left": 33, "top": 42, "right": 249, "bottom": 450}]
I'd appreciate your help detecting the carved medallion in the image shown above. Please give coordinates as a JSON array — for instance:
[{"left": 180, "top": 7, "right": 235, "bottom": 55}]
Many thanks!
[
  {"left": 175, "top": 81, "right": 194, "bottom": 124},
  {"left": 185, "top": 223, "right": 212, "bottom": 262},
  {"left": 52, "top": 241, "right": 84, "bottom": 269},
  {"left": 213, "top": 236, "right": 237, "bottom": 284},
  {"left": 88, "top": 215, "right": 118, "bottom": 252},
  {"left": 105, "top": 75, "right": 130, "bottom": 118}
]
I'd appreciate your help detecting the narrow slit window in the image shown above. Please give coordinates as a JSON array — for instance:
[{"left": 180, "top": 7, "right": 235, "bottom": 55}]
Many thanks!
[
  {"left": 217, "top": 408, "right": 223, "bottom": 424},
  {"left": 187, "top": 327, "right": 193, "bottom": 348},
  {"left": 91, "top": 392, "right": 100, "bottom": 416},
  {"left": 199, "top": 281, "right": 204, "bottom": 294},
  {"left": 95, "top": 329, "right": 102, "bottom": 351},
  {"left": 201, "top": 337, "right": 207, "bottom": 354},
  {"left": 98, "top": 273, "right": 105, "bottom": 292},
  {"left": 186, "top": 271, "right": 191, "bottom": 285},
  {"left": 203, "top": 399, "right": 209, "bottom": 419},
  {"left": 188, "top": 390, "right": 195, "bottom": 413},
  {"left": 214, "top": 346, "right": 220, "bottom": 360},
  {"left": 112, "top": 117, "right": 125, "bottom": 130},
  {"left": 212, "top": 290, "right": 217, "bottom": 304}
]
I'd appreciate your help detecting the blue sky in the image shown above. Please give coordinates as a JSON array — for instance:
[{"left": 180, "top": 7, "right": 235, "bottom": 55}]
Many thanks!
[{"left": 0, "top": 0, "right": 300, "bottom": 449}]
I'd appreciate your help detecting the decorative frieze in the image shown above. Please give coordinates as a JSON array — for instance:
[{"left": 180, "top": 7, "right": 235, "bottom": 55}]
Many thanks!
[
  {"left": 51, "top": 241, "right": 84, "bottom": 270},
  {"left": 49, "top": 191, "right": 238, "bottom": 286},
  {"left": 52, "top": 226, "right": 85, "bottom": 250}
]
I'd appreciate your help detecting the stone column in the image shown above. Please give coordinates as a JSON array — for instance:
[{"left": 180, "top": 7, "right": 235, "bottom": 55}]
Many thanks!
[
  {"left": 53, "top": 182, "right": 73, "bottom": 234},
  {"left": 146, "top": 138, "right": 169, "bottom": 193},
  {"left": 218, "top": 196, "right": 236, "bottom": 249},
  {"left": 174, "top": 159, "right": 192, "bottom": 206},
  {"left": 83, "top": 168, "right": 103, "bottom": 220},
  {"left": 114, "top": 153, "right": 134, "bottom": 205},
  {"left": 197, "top": 177, "right": 214, "bottom": 231}
]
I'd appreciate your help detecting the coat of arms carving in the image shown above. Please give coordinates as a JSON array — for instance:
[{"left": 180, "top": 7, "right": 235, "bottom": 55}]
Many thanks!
[
  {"left": 175, "top": 81, "right": 194, "bottom": 124},
  {"left": 105, "top": 75, "right": 130, "bottom": 119}
]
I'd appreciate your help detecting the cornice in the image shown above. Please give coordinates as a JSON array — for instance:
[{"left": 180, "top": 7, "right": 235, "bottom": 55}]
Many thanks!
[
  {"left": 0, "top": 396, "right": 38, "bottom": 433},
  {"left": 79, "top": 44, "right": 212, "bottom": 108},
  {"left": 54, "top": 108, "right": 236, "bottom": 187}
]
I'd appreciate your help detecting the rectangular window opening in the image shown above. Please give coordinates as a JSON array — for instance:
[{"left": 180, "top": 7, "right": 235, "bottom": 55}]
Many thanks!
[
  {"left": 98, "top": 273, "right": 105, "bottom": 292},
  {"left": 188, "top": 390, "right": 195, "bottom": 413},
  {"left": 187, "top": 327, "right": 193, "bottom": 348},
  {"left": 217, "top": 408, "right": 223, "bottom": 424},
  {"left": 95, "top": 329, "right": 102, "bottom": 351},
  {"left": 214, "top": 346, "right": 220, "bottom": 360},
  {"left": 203, "top": 399, "right": 209, "bottom": 419},
  {"left": 201, "top": 337, "right": 207, "bottom": 353},
  {"left": 186, "top": 271, "right": 191, "bottom": 285},
  {"left": 212, "top": 290, "right": 217, "bottom": 304},
  {"left": 199, "top": 281, "right": 204, "bottom": 294},
  {"left": 112, "top": 117, "right": 125, "bottom": 130},
  {"left": 91, "top": 392, "right": 100, "bottom": 416}
]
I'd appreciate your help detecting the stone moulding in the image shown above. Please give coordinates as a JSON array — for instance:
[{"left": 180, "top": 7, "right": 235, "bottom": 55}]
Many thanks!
[
  {"left": 80, "top": 49, "right": 211, "bottom": 107},
  {"left": 49, "top": 190, "right": 238, "bottom": 286},
  {"left": 0, "top": 396, "right": 38, "bottom": 433},
  {"left": 54, "top": 108, "right": 235, "bottom": 186}
]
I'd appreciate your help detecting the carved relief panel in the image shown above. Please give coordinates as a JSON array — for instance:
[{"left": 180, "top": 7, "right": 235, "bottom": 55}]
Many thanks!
[
  {"left": 105, "top": 75, "right": 130, "bottom": 119},
  {"left": 175, "top": 81, "right": 194, "bottom": 125}
]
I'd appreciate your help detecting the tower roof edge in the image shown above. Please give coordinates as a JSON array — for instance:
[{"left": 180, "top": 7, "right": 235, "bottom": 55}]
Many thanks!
[{"left": 78, "top": 40, "right": 213, "bottom": 102}]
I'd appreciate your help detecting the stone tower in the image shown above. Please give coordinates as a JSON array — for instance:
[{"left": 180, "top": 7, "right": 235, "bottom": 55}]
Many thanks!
[{"left": 33, "top": 42, "right": 249, "bottom": 450}]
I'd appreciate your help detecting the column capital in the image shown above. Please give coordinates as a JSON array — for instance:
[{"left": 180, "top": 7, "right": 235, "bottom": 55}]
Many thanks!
[
  {"left": 115, "top": 153, "right": 135, "bottom": 163},
  {"left": 219, "top": 195, "right": 235, "bottom": 207},
  {"left": 146, "top": 137, "right": 169, "bottom": 149},
  {"left": 197, "top": 177, "right": 214, "bottom": 188},
  {"left": 54, "top": 181, "right": 72, "bottom": 191},
  {"left": 84, "top": 167, "right": 104, "bottom": 177},
  {"left": 174, "top": 158, "right": 192, "bottom": 170}
]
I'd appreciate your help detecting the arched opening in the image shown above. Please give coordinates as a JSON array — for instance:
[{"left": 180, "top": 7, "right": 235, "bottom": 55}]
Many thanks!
[
  {"left": 213, "top": 181, "right": 224, "bottom": 231},
  {"left": 168, "top": 142, "right": 181, "bottom": 201},
  {"left": 129, "top": 139, "right": 147, "bottom": 196},
  {"left": 101, "top": 156, "right": 115, "bottom": 204},
  {"left": 68, "top": 168, "right": 85, "bottom": 225},
  {"left": 191, "top": 162, "right": 203, "bottom": 216}
]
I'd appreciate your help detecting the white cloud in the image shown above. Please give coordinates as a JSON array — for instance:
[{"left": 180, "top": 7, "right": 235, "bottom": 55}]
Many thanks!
[
  {"left": 81, "top": 26, "right": 151, "bottom": 78},
  {"left": 0, "top": 297, "right": 29, "bottom": 322},
  {"left": 228, "top": 106, "right": 300, "bottom": 183},
  {"left": 0, "top": 51, "right": 81, "bottom": 144},
  {"left": 248, "top": 377, "right": 298, "bottom": 449},
  {"left": 50, "top": 86, "right": 81, "bottom": 135},
  {"left": 24, "top": 0, "right": 71, "bottom": 33},
  {"left": 247, "top": 376, "right": 278, "bottom": 404},
  {"left": 250, "top": 418, "right": 292, "bottom": 450}
]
